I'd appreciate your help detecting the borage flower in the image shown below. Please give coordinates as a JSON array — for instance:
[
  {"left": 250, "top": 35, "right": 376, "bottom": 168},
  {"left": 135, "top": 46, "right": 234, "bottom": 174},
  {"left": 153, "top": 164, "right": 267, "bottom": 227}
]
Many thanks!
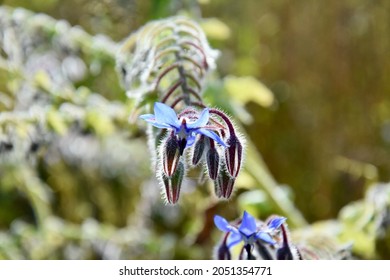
[
  {"left": 214, "top": 211, "right": 277, "bottom": 248},
  {"left": 140, "top": 102, "right": 226, "bottom": 155},
  {"left": 214, "top": 211, "right": 292, "bottom": 260},
  {"left": 139, "top": 102, "right": 229, "bottom": 204}
]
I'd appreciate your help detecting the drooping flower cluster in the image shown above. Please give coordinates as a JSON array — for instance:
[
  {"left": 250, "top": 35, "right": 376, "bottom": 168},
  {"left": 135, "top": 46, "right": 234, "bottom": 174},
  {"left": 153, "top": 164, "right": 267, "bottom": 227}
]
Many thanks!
[
  {"left": 140, "top": 102, "right": 244, "bottom": 204},
  {"left": 117, "top": 16, "right": 245, "bottom": 204},
  {"left": 213, "top": 211, "right": 302, "bottom": 260}
]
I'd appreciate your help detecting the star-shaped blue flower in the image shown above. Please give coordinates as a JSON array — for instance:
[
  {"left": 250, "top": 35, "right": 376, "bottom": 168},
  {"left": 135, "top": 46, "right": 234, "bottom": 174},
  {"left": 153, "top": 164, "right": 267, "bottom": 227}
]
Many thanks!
[
  {"left": 140, "top": 102, "right": 226, "bottom": 153},
  {"left": 214, "top": 211, "right": 283, "bottom": 248}
]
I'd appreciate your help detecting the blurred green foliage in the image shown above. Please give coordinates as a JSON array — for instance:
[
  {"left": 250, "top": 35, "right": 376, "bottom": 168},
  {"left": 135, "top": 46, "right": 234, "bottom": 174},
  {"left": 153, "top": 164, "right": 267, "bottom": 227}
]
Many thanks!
[{"left": 1, "top": 0, "right": 390, "bottom": 259}]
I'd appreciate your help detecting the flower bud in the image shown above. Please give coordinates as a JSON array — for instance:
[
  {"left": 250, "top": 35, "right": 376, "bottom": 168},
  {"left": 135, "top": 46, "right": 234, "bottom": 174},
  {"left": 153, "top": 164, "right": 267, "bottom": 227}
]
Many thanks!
[
  {"left": 162, "top": 133, "right": 180, "bottom": 177},
  {"left": 206, "top": 147, "right": 220, "bottom": 180},
  {"left": 214, "top": 234, "right": 231, "bottom": 260},
  {"left": 241, "top": 244, "right": 256, "bottom": 260},
  {"left": 162, "top": 160, "right": 184, "bottom": 204},
  {"left": 224, "top": 135, "right": 243, "bottom": 178},
  {"left": 255, "top": 240, "right": 273, "bottom": 260},
  {"left": 214, "top": 167, "right": 235, "bottom": 199},
  {"left": 192, "top": 135, "right": 206, "bottom": 166},
  {"left": 276, "top": 224, "right": 295, "bottom": 260},
  {"left": 216, "top": 242, "right": 231, "bottom": 260},
  {"left": 178, "top": 138, "right": 187, "bottom": 156},
  {"left": 276, "top": 244, "right": 294, "bottom": 260}
]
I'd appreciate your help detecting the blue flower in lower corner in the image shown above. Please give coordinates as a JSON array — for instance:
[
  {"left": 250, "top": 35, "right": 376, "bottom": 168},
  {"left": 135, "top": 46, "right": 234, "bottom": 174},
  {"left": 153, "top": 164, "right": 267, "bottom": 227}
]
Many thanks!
[
  {"left": 214, "top": 211, "right": 283, "bottom": 248},
  {"left": 140, "top": 102, "right": 226, "bottom": 154}
]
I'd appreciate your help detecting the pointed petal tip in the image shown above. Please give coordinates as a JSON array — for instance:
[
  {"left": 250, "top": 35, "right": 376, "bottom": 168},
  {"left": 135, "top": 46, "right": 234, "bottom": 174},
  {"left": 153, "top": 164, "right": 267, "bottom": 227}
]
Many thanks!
[
  {"left": 268, "top": 216, "right": 287, "bottom": 230},
  {"left": 187, "top": 107, "right": 210, "bottom": 129},
  {"left": 242, "top": 210, "right": 254, "bottom": 222},
  {"left": 153, "top": 102, "right": 180, "bottom": 128},
  {"left": 139, "top": 113, "right": 155, "bottom": 120},
  {"left": 154, "top": 102, "right": 167, "bottom": 108},
  {"left": 240, "top": 211, "right": 257, "bottom": 234},
  {"left": 214, "top": 215, "right": 231, "bottom": 232}
]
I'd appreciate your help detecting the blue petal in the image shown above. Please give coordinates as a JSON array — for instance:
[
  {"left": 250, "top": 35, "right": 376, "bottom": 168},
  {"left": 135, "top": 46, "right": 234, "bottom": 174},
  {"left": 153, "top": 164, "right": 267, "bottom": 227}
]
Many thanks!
[
  {"left": 268, "top": 216, "right": 287, "bottom": 231},
  {"left": 139, "top": 114, "right": 172, "bottom": 129},
  {"left": 185, "top": 133, "right": 196, "bottom": 147},
  {"left": 196, "top": 128, "right": 227, "bottom": 147},
  {"left": 186, "top": 108, "right": 209, "bottom": 129},
  {"left": 154, "top": 102, "right": 180, "bottom": 128},
  {"left": 139, "top": 114, "right": 155, "bottom": 120},
  {"left": 239, "top": 211, "right": 257, "bottom": 237},
  {"left": 255, "top": 232, "right": 276, "bottom": 245},
  {"left": 214, "top": 215, "right": 232, "bottom": 232},
  {"left": 227, "top": 231, "right": 243, "bottom": 248}
]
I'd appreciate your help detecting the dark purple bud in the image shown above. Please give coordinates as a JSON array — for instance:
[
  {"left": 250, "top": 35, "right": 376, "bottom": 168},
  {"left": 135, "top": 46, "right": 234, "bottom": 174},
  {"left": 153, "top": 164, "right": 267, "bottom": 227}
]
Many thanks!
[
  {"left": 214, "top": 167, "right": 235, "bottom": 199},
  {"left": 241, "top": 244, "right": 255, "bottom": 260},
  {"left": 215, "top": 234, "right": 231, "bottom": 260},
  {"left": 162, "top": 161, "right": 184, "bottom": 204},
  {"left": 162, "top": 133, "right": 181, "bottom": 177},
  {"left": 276, "top": 224, "right": 295, "bottom": 260},
  {"left": 192, "top": 135, "right": 206, "bottom": 166},
  {"left": 206, "top": 147, "right": 220, "bottom": 180},
  {"left": 178, "top": 138, "right": 187, "bottom": 156},
  {"left": 255, "top": 240, "right": 274, "bottom": 260},
  {"left": 178, "top": 119, "right": 187, "bottom": 156},
  {"left": 216, "top": 243, "right": 231, "bottom": 260},
  {"left": 224, "top": 135, "right": 243, "bottom": 178}
]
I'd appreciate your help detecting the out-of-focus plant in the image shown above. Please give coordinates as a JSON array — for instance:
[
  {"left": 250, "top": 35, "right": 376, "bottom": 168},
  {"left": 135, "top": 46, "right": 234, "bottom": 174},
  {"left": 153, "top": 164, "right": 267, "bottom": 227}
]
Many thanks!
[
  {"left": 0, "top": 6, "right": 154, "bottom": 260},
  {"left": 282, "top": 182, "right": 390, "bottom": 260},
  {"left": 338, "top": 182, "right": 390, "bottom": 259}
]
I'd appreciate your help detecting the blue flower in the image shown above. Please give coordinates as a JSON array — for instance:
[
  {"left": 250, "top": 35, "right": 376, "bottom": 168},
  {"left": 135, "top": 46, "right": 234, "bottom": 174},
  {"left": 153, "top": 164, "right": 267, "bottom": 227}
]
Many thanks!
[
  {"left": 214, "top": 211, "right": 278, "bottom": 248},
  {"left": 267, "top": 216, "right": 287, "bottom": 231},
  {"left": 140, "top": 102, "right": 226, "bottom": 153}
]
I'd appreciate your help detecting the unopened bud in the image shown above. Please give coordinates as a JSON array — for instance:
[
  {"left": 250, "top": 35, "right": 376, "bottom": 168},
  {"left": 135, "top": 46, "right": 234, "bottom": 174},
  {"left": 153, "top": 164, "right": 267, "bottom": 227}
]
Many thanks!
[
  {"left": 214, "top": 167, "right": 235, "bottom": 199},
  {"left": 216, "top": 242, "right": 231, "bottom": 260},
  {"left": 178, "top": 138, "right": 187, "bottom": 156},
  {"left": 192, "top": 135, "right": 206, "bottom": 166},
  {"left": 162, "top": 160, "right": 184, "bottom": 204},
  {"left": 224, "top": 135, "right": 243, "bottom": 178},
  {"left": 214, "top": 233, "right": 231, "bottom": 260},
  {"left": 255, "top": 240, "right": 273, "bottom": 260},
  {"left": 276, "top": 224, "right": 295, "bottom": 260},
  {"left": 206, "top": 147, "right": 220, "bottom": 180},
  {"left": 162, "top": 133, "right": 180, "bottom": 177}
]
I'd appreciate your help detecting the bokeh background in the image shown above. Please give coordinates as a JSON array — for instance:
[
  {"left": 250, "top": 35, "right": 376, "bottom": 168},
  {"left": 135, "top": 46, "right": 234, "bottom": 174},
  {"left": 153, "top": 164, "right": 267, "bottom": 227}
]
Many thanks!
[{"left": 0, "top": 0, "right": 389, "bottom": 259}]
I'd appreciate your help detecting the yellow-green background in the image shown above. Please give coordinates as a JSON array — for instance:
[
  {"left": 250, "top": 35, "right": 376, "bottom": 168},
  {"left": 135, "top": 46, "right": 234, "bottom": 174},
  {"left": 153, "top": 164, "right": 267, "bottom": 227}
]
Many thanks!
[{"left": 0, "top": 0, "right": 389, "bottom": 259}]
